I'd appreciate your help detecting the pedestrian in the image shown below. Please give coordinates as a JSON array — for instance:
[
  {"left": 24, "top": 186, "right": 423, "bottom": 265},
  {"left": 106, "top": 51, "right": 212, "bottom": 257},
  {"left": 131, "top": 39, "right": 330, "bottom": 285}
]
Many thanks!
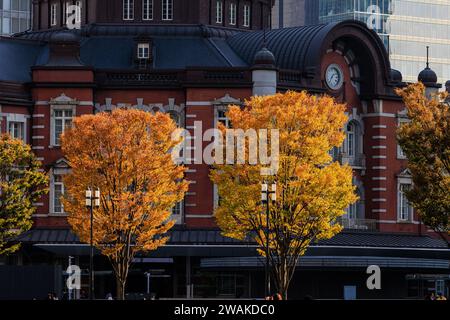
[
  {"left": 273, "top": 293, "right": 283, "bottom": 300},
  {"left": 436, "top": 293, "right": 447, "bottom": 301}
]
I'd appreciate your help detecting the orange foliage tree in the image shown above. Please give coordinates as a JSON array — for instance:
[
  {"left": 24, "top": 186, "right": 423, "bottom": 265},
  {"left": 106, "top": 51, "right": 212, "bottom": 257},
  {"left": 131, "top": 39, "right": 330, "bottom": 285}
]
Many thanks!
[
  {"left": 211, "top": 91, "right": 357, "bottom": 298},
  {"left": 61, "top": 109, "right": 188, "bottom": 299}
]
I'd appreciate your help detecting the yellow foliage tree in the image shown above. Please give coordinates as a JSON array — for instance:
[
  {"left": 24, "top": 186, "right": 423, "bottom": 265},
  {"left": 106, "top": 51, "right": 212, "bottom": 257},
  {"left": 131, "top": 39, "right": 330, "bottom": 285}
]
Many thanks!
[
  {"left": 210, "top": 91, "right": 357, "bottom": 299},
  {"left": 396, "top": 83, "right": 449, "bottom": 242},
  {"left": 61, "top": 109, "right": 188, "bottom": 299}
]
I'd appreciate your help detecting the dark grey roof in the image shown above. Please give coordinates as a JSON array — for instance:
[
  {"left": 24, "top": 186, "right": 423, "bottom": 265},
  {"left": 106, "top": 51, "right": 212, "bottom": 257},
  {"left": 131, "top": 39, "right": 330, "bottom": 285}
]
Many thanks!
[
  {"left": 0, "top": 25, "right": 249, "bottom": 82},
  {"left": 15, "top": 228, "right": 449, "bottom": 249},
  {"left": 227, "top": 24, "right": 331, "bottom": 71},
  {"left": 0, "top": 38, "right": 45, "bottom": 82},
  {"left": 15, "top": 24, "right": 241, "bottom": 41}
]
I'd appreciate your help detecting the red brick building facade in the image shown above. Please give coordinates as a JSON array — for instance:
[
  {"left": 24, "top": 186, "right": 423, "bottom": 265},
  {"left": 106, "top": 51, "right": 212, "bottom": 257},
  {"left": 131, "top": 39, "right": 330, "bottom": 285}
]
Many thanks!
[{"left": 0, "top": 0, "right": 448, "bottom": 299}]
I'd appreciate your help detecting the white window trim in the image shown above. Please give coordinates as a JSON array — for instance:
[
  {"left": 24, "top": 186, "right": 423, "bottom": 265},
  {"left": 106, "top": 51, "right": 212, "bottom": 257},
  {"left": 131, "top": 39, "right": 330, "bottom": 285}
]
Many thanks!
[
  {"left": 50, "top": 3, "right": 58, "bottom": 26},
  {"left": 214, "top": 105, "right": 231, "bottom": 128},
  {"left": 346, "top": 122, "right": 356, "bottom": 157},
  {"left": 397, "top": 177, "right": 413, "bottom": 222},
  {"left": 6, "top": 114, "right": 28, "bottom": 143},
  {"left": 162, "top": 0, "right": 173, "bottom": 21},
  {"left": 50, "top": 105, "right": 76, "bottom": 147},
  {"left": 229, "top": 3, "right": 236, "bottom": 25},
  {"left": 216, "top": 0, "right": 223, "bottom": 24},
  {"left": 49, "top": 166, "right": 71, "bottom": 216},
  {"left": 123, "top": 0, "right": 135, "bottom": 20},
  {"left": 397, "top": 117, "right": 410, "bottom": 159},
  {"left": 171, "top": 200, "right": 184, "bottom": 224},
  {"left": 243, "top": 4, "right": 250, "bottom": 27},
  {"left": 213, "top": 184, "right": 219, "bottom": 209},
  {"left": 137, "top": 43, "right": 150, "bottom": 59},
  {"left": 75, "top": 1, "right": 82, "bottom": 23},
  {"left": 142, "top": 0, "right": 153, "bottom": 20}
]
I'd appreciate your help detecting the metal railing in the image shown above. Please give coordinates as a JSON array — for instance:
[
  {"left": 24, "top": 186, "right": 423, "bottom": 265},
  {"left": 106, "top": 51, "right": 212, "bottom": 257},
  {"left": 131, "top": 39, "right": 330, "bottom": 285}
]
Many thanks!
[{"left": 337, "top": 217, "right": 377, "bottom": 231}]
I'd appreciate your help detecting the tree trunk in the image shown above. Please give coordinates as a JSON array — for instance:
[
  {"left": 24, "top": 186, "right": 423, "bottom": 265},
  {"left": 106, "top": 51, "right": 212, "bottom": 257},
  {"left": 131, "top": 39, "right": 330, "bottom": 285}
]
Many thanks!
[
  {"left": 116, "top": 277, "right": 126, "bottom": 300},
  {"left": 272, "top": 260, "right": 292, "bottom": 300}
]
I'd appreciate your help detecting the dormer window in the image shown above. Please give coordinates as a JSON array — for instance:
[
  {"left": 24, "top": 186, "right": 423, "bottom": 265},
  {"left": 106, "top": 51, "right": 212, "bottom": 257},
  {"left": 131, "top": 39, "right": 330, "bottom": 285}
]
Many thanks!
[
  {"left": 50, "top": 3, "right": 57, "bottom": 26},
  {"left": 162, "top": 0, "right": 173, "bottom": 21},
  {"left": 75, "top": 1, "right": 82, "bottom": 23},
  {"left": 143, "top": 0, "right": 153, "bottom": 20},
  {"left": 123, "top": 0, "right": 134, "bottom": 20},
  {"left": 216, "top": 1, "right": 223, "bottom": 24},
  {"left": 138, "top": 43, "right": 150, "bottom": 59},
  {"left": 243, "top": 4, "right": 250, "bottom": 27}
]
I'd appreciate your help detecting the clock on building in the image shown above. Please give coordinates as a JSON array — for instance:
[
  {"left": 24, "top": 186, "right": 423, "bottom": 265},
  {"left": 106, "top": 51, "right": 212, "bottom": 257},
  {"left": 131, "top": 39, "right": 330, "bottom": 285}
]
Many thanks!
[{"left": 325, "top": 63, "right": 344, "bottom": 90}]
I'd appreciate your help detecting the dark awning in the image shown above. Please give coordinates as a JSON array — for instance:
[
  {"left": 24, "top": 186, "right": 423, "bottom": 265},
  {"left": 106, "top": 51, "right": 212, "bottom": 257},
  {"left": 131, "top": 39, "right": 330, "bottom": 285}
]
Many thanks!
[
  {"left": 200, "top": 256, "right": 450, "bottom": 270},
  {"left": 15, "top": 228, "right": 450, "bottom": 259}
]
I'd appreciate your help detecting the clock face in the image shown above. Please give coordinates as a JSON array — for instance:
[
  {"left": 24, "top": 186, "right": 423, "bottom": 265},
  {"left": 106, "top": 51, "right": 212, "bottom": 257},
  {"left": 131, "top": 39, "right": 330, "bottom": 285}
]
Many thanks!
[{"left": 325, "top": 64, "right": 344, "bottom": 90}]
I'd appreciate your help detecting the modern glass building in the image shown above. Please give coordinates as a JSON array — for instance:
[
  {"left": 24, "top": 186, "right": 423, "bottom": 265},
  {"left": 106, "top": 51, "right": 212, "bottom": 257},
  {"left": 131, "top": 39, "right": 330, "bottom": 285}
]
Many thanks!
[
  {"left": 0, "top": 0, "right": 31, "bottom": 36},
  {"left": 318, "top": 0, "right": 450, "bottom": 84}
]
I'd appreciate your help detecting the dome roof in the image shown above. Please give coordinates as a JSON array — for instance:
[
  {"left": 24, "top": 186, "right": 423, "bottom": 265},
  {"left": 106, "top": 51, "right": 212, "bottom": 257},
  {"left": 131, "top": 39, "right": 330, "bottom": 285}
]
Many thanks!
[
  {"left": 418, "top": 66, "right": 438, "bottom": 86},
  {"left": 390, "top": 69, "right": 402, "bottom": 83},
  {"left": 445, "top": 80, "right": 450, "bottom": 89},
  {"left": 253, "top": 47, "right": 276, "bottom": 68}
]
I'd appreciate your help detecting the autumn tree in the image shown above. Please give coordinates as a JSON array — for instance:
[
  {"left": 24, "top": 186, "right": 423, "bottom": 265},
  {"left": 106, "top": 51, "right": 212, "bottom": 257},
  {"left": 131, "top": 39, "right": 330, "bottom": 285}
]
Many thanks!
[
  {"left": 396, "top": 83, "right": 449, "bottom": 243},
  {"left": 0, "top": 134, "right": 48, "bottom": 255},
  {"left": 61, "top": 109, "right": 188, "bottom": 299},
  {"left": 210, "top": 91, "right": 357, "bottom": 299}
]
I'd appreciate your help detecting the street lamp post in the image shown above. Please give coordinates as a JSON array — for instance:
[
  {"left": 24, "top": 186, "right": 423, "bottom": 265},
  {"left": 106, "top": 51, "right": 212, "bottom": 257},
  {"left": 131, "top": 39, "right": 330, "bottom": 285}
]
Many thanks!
[
  {"left": 261, "top": 181, "right": 276, "bottom": 298},
  {"left": 85, "top": 187, "right": 100, "bottom": 300}
]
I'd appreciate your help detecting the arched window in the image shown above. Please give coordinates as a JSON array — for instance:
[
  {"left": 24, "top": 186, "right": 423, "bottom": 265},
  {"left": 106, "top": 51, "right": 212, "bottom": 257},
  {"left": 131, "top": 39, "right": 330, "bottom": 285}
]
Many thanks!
[
  {"left": 346, "top": 122, "right": 356, "bottom": 157},
  {"left": 342, "top": 118, "right": 364, "bottom": 167}
]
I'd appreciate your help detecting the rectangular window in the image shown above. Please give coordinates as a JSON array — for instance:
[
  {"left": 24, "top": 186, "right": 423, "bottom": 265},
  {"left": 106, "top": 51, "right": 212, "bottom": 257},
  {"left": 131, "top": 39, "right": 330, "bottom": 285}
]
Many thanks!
[
  {"left": 50, "top": 3, "right": 57, "bottom": 26},
  {"left": 398, "top": 183, "right": 412, "bottom": 221},
  {"left": 53, "top": 109, "right": 73, "bottom": 146},
  {"left": 162, "top": 0, "right": 173, "bottom": 21},
  {"left": 63, "top": 1, "right": 71, "bottom": 26},
  {"left": 217, "top": 108, "right": 231, "bottom": 128},
  {"left": 171, "top": 201, "right": 182, "bottom": 216},
  {"left": 143, "top": 0, "right": 153, "bottom": 20},
  {"left": 75, "top": 1, "right": 82, "bottom": 23},
  {"left": 229, "top": 3, "right": 236, "bottom": 25},
  {"left": 346, "top": 123, "right": 355, "bottom": 157},
  {"left": 243, "top": 4, "right": 250, "bottom": 27},
  {"left": 123, "top": 0, "right": 134, "bottom": 20},
  {"left": 397, "top": 119, "right": 408, "bottom": 159},
  {"left": 53, "top": 175, "right": 65, "bottom": 214},
  {"left": 216, "top": 1, "right": 223, "bottom": 24},
  {"left": 8, "top": 121, "right": 25, "bottom": 141},
  {"left": 137, "top": 43, "right": 150, "bottom": 59}
]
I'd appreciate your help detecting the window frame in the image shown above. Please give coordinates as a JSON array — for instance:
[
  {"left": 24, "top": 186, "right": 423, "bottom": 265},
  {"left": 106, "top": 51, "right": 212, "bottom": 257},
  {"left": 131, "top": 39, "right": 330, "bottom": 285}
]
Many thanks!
[
  {"left": 50, "top": 105, "right": 75, "bottom": 147},
  {"left": 123, "top": 0, "right": 135, "bottom": 21},
  {"left": 51, "top": 174, "right": 65, "bottom": 214},
  {"left": 162, "top": 0, "right": 173, "bottom": 21},
  {"left": 243, "top": 4, "right": 250, "bottom": 27},
  {"left": 6, "top": 114, "right": 27, "bottom": 143},
  {"left": 229, "top": 2, "right": 237, "bottom": 25},
  {"left": 142, "top": 0, "right": 153, "bottom": 20},
  {"left": 397, "top": 182, "right": 413, "bottom": 222},
  {"left": 397, "top": 117, "right": 410, "bottom": 159},
  {"left": 346, "top": 122, "right": 356, "bottom": 157},
  {"left": 171, "top": 200, "right": 184, "bottom": 224},
  {"left": 216, "top": 0, "right": 223, "bottom": 24},
  {"left": 50, "top": 3, "right": 57, "bottom": 26},
  {"left": 75, "top": 1, "right": 82, "bottom": 23},
  {"left": 8, "top": 121, "right": 25, "bottom": 141},
  {"left": 137, "top": 43, "right": 150, "bottom": 59}
]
